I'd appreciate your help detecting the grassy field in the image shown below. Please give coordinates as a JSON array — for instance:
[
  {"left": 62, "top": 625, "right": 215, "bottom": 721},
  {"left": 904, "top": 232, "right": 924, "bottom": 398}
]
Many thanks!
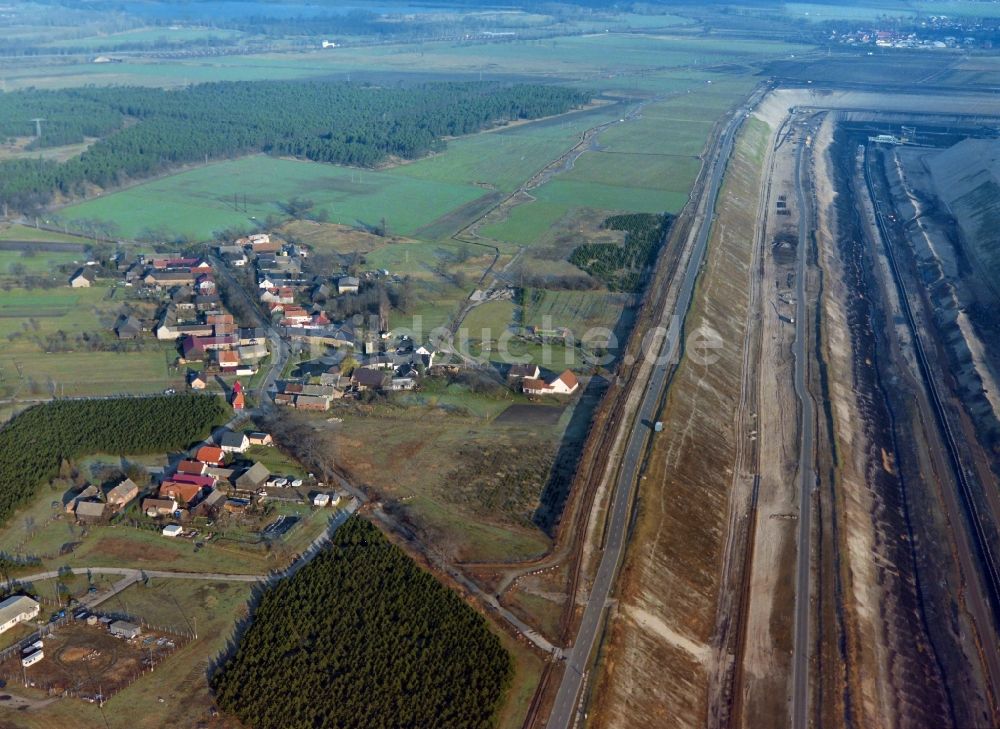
[
  {"left": 522, "top": 288, "right": 630, "bottom": 338},
  {"left": 0, "top": 224, "right": 95, "bottom": 245},
  {"left": 57, "top": 155, "right": 488, "bottom": 241},
  {"left": 0, "top": 284, "right": 183, "bottom": 399},
  {"left": 3, "top": 33, "right": 812, "bottom": 90}
]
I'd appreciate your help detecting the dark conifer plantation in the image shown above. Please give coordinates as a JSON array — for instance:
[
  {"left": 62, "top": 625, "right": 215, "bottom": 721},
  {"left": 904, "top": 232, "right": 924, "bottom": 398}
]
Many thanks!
[
  {"left": 0, "top": 395, "right": 229, "bottom": 524},
  {"left": 211, "top": 517, "right": 514, "bottom": 729},
  {"left": 0, "top": 81, "right": 589, "bottom": 211}
]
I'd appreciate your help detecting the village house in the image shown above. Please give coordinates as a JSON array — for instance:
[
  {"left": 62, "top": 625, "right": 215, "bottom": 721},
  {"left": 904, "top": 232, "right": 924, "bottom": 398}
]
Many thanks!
[
  {"left": 105, "top": 478, "right": 138, "bottom": 508},
  {"left": 176, "top": 460, "right": 207, "bottom": 476},
  {"left": 188, "top": 371, "right": 208, "bottom": 390},
  {"left": 522, "top": 369, "right": 580, "bottom": 396},
  {"left": 352, "top": 367, "right": 388, "bottom": 391},
  {"left": 69, "top": 267, "right": 96, "bottom": 288},
  {"left": 195, "top": 445, "right": 225, "bottom": 465},
  {"left": 159, "top": 481, "right": 204, "bottom": 505},
  {"left": 231, "top": 381, "right": 245, "bottom": 410},
  {"left": 66, "top": 484, "right": 100, "bottom": 513},
  {"left": 219, "top": 430, "right": 250, "bottom": 453},
  {"left": 142, "top": 497, "right": 177, "bottom": 517}
]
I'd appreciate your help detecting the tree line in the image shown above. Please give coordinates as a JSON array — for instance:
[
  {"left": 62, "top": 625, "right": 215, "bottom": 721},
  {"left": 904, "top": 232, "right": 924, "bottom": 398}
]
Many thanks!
[
  {"left": 0, "top": 80, "right": 589, "bottom": 213},
  {"left": 210, "top": 517, "right": 513, "bottom": 729},
  {"left": 0, "top": 395, "right": 229, "bottom": 525}
]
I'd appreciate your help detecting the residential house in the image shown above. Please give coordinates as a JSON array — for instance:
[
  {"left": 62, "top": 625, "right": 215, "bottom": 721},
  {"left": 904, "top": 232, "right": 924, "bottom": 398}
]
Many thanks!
[
  {"left": 195, "top": 446, "right": 225, "bottom": 466},
  {"left": 74, "top": 500, "right": 106, "bottom": 523},
  {"left": 188, "top": 371, "right": 207, "bottom": 390},
  {"left": 159, "top": 481, "right": 203, "bottom": 504},
  {"left": 171, "top": 473, "right": 216, "bottom": 489},
  {"left": 142, "top": 498, "right": 177, "bottom": 517},
  {"left": 522, "top": 369, "right": 580, "bottom": 396},
  {"left": 352, "top": 367, "right": 388, "bottom": 391},
  {"left": 182, "top": 334, "right": 238, "bottom": 359},
  {"left": 231, "top": 380, "right": 245, "bottom": 410},
  {"left": 105, "top": 478, "right": 138, "bottom": 508},
  {"left": 114, "top": 315, "right": 142, "bottom": 340},
  {"left": 69, "top": 268, "right": 96, "bottom": 288},
  {"left": 235, "top": 462, "right": 270, "bottom": 491},
  {"left": 216, "top": 350, "right": 240, "bottom": 369},
  {"left": 239, "top": 327, "right": 267, "bottom": 346},
  {"left": 337, "top": 276, "right": 360, "bottom": 295},
  {"left": 219, "top": 430, "right": 250, "bottom": 453},
  {"left": 176, "top": 460, "right": 207, "bottom": 476}
]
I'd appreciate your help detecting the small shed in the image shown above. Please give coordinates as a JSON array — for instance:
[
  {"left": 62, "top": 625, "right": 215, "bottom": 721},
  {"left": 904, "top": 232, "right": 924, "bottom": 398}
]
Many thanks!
[
  {"left": 109, "top": 620, "right": 141, "bottom": 639},
  {"left": 161, "top": 524, "right": 183, "bottom": 538},
  {"left": 313, "top": 493, "right": 331, "bottom": 507}
]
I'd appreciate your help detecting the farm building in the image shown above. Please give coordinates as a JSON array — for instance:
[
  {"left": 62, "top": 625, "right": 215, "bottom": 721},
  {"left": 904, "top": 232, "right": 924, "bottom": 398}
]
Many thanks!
[
  {"left": 236, "top": 462, "right": 270, "bottom": 491},
  {"left": 0, "top": 596, "right": 40, "bottom": 634},
  {"left": 508, "top": 364, "right": 540, "bottom": 380},
  {"left": 337, "top": 276, "right": 360, "bottom": 294},
  {"left": 161, "top": 525, "right": 183, "bottom": 538},
  {"left": 247, "top": 432, "right": 272, "bottom": 447},
  {"left": 66, "top": 484, "right": 99, "bottom": 513},
  {"left": 115, "top": 315, "right": 142, "bottom": 340},
  {"left": 192, "top": 488, "right": 227, "bottom": 517},
  {"left": 74, "top": 500, "right": 106, "bottom": 523},
  {"left": 219, "top": 431, "right": 250, "bottom": 454},
  {"left": 105, "top": 478, "right": 138, "bottom": 508},
  {"left": 109, "top": 620, "right": 142, "bottom": 639}
]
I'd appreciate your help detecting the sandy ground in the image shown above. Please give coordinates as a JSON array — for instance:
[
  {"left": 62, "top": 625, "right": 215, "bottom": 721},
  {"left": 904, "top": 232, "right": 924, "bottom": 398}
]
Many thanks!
[{"left": 737, "top": 110, "right": 802, "bottom": 728}]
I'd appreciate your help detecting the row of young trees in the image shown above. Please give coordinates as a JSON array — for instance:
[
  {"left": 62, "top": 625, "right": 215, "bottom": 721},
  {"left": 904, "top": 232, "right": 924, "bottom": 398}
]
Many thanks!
[
  {"left": 569, "top": 212, "right": 672, "bottom": 292},
  {"left": 0, "top": 80, "right": 590, "bottom": 212},
  {"left": 0, "top": 395, "right": 229, "bottom": 525},
  {"left": 211, "top": 517, "right": 513, "bottom": 729}
]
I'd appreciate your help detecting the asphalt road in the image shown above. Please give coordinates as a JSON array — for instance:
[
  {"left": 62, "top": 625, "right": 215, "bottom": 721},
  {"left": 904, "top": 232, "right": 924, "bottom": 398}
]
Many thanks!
[
  {"left": 209, "top": 255, "right": 289, "bottom": 408},
  {"left": 790, "top": 131, "right": 817, "bottom": 729},
  {"left": 544, "top": 92, "right": 761, "bottom": 729}
]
